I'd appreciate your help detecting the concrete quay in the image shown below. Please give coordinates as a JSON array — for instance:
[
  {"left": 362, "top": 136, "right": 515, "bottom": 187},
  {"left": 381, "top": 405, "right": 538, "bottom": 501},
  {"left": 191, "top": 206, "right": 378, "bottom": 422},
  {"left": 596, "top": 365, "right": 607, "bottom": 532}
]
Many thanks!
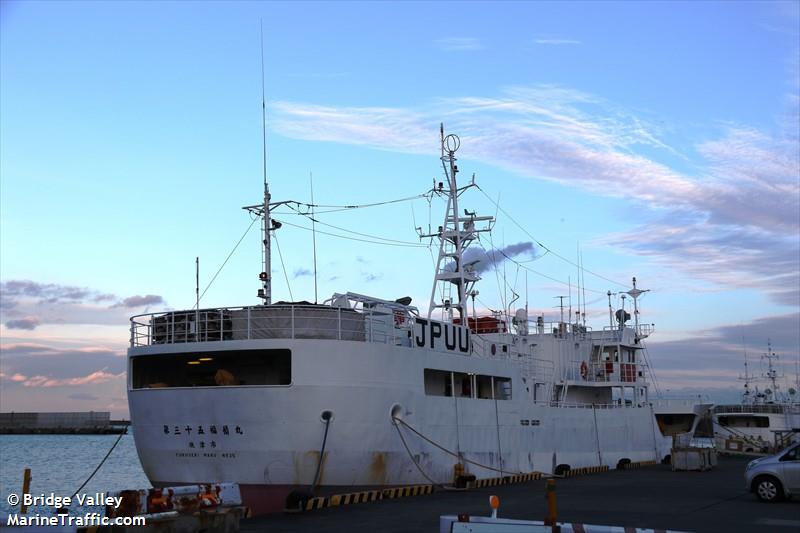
[{"left": 241, "top": 456, "right": 799, "bottom": 533}]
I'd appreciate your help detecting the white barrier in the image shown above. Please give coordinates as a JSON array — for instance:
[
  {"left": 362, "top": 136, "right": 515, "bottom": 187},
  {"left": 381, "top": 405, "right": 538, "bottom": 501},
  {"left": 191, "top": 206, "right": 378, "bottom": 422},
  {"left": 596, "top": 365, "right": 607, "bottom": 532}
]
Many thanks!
[{"left": 441, "top": 515, "right": 689, "bottom": 533}]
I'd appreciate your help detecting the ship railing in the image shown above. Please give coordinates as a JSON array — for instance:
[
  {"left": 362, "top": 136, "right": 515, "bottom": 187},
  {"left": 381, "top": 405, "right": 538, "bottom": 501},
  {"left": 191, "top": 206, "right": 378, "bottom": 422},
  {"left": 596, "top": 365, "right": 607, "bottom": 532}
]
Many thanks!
[
  {"left": 566, "top": 360, "right": 641, "bottom": 383},
  {"left": 635, "top": 323, "right": 654, "bottom": 338},
  {"left": 652, "top": 397, "right": 706, "bottom": 408},
  {"left": 534, "top": 401, "right": 629, "bottom": 409},
  {"left": 713, "top": 404, "right": 800, "bottom": 415},
  {"left": 523, "top": 320, "right": 595, "bottom": 340},
  {"left": 129, "top": 304, "right": 411, "bottom": 347}
]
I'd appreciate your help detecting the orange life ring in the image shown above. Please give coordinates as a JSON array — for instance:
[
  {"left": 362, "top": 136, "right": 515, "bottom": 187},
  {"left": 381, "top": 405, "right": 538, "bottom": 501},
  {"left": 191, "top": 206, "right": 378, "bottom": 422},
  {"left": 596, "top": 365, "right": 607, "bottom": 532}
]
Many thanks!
[{"left": 580, "top": 361, "right": 588, "bottom": 380}]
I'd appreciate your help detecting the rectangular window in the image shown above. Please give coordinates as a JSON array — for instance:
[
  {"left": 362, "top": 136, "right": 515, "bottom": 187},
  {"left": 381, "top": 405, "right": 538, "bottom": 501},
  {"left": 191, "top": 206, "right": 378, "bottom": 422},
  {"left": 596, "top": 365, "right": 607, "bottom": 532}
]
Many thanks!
[
  {"left": 476, "top": 375, "right": 493, "bottom": 399},
  {"left": 718, "top": 415, "right": 769, "bottom": 428},
  {"left": 454, "top": 372, "right": 473, "bottom": 398},
  {"left": 423, "top": 369, "right": 511, "bottom": 400},
  {"left": 423, "top": 369, "right": 453, "bottom": 397},
  {"left": 131, "top": 349, "right": 291, "bottom": 389},
  {"left": 494, "top": 377, "right": 512, "bottom": 400}
]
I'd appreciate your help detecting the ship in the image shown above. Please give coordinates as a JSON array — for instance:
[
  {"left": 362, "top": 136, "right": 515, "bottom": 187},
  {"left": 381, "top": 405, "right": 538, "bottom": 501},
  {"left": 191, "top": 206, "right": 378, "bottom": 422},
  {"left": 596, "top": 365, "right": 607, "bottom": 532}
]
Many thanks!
[
  {"left": 711, "top": 341, "right": 800, "bottom": 454},
  {"left": 127, "top": 126, "right": 689, "bottom": 514}
]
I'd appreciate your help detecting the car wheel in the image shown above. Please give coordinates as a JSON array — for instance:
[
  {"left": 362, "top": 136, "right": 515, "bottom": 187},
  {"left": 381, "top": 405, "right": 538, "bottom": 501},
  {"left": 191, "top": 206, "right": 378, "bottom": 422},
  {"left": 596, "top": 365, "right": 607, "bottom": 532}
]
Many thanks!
[{"left": 753, "top": 476, "right": 783, "bottom": 502}]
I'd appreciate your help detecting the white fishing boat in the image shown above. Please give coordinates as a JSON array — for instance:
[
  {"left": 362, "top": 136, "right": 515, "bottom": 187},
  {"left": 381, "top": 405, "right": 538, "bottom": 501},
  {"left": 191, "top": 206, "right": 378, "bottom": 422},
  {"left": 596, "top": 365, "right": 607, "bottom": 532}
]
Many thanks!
[
  {"left": 127, "top": 127, "right": 680, "bottom": 514},
  {"left": 712, "top": 342, "right": 800, "bottom": 454}
]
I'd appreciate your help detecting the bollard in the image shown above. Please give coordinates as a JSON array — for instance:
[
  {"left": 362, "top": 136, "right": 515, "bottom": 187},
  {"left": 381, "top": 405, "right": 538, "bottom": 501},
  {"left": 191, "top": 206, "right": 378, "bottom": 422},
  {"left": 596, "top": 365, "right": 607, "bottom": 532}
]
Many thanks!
[
  {"left": 21, "top": 468, "right": 31, "bottom": 514},
  {"left": 544, "top": 479, "right": 557, "bottom": 526}
]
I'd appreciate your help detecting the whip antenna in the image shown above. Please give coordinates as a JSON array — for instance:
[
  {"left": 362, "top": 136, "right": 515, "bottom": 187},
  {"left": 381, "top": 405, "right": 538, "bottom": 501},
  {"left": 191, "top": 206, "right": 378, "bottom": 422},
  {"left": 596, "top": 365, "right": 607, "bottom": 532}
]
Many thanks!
[
  {"left": 310, "top": 171, "right": 319, "bottom": 304},
  {"left": 256, "top": 19, "right": 272, "bottom": 304}
]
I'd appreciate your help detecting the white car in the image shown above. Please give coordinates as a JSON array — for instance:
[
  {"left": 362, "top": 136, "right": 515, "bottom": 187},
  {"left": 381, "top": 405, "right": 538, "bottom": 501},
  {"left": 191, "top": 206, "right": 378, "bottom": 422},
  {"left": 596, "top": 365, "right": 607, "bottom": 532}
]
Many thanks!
[{"left": 745, "top": 441, "right": 800, "bottom": 502}]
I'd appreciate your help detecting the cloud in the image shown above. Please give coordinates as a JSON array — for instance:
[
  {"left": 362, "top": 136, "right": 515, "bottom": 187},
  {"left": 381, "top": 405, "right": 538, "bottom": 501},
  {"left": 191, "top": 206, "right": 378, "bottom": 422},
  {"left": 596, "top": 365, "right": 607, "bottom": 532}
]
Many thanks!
[
  {"left": 648, "top": 312, "right": 800, "bottom": 390},
  {"left": 270, "top": 85, "right": 799, "bottom": 305},
  {"left": 362, "top": 272, "right": 382, "bottom": 282},
  {"left": 112, "top": 294, "right": 164, "bottom": 308},
  {"left": 68, "top": 392, "right": 99, "bottom": 401},
  {"left": 0, "top": 343, "right": 126, "bottom": 385},
  {"left": 535, "top": 39, "right": 581, "bottom": 45},
  {"left": 0, "top": 280, "right": 116, "bottom": 310},
  {"left": 602, "top": 222, "right": 800, "bottom": 307},
  {"left": 5, "top": 316, "right": 40, "bottom": 330},
  {"left": 4, "top": 370, "right": 125, "bottom": 388},
  {"left": 293, "top": 268, "right": 312, "bottom": 279},
  {"left": 435, "top": 37, "right": 483, "bottom": 51},
  {"left": 1, "top": 279, "right": 167, "bottom": 327}
]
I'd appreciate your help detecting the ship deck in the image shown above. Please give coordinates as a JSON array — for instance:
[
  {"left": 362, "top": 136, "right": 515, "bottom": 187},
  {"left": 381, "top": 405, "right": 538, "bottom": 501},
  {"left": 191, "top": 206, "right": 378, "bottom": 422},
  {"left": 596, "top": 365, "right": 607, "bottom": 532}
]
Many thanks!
[{"left": 241, "top": 455, "right": 799, "bottom": 533}]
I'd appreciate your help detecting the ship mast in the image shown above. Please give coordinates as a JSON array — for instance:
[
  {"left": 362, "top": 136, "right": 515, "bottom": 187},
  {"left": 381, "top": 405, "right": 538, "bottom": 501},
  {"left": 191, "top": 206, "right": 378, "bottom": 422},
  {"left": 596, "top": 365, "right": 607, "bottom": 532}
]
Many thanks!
[
  {"left": 739, "top": 340, "right": 755, "bottom": 404},
  {"left": 421, "top": 125, "right": 492, "bottom": 321},
  {"left": 243, "top": 23, "right": 278, "bottom": 305},
  {"left": 763, "top": 339, "right": 783, "bottom": 402}
]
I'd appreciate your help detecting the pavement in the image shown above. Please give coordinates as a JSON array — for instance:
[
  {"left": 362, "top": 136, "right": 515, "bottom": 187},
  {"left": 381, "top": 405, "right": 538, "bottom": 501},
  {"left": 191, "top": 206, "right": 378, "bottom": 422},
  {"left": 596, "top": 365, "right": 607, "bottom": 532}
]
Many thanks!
[{"left": 241, "top": 455, "right": 800, "bottom": 533}]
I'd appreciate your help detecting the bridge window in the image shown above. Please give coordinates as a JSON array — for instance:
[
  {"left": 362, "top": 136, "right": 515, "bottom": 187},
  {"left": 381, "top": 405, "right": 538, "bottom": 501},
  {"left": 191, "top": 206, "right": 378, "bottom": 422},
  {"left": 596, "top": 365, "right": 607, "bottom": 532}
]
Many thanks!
[{"left": 132, "top": 349, "right": 291, "bottom": 389}]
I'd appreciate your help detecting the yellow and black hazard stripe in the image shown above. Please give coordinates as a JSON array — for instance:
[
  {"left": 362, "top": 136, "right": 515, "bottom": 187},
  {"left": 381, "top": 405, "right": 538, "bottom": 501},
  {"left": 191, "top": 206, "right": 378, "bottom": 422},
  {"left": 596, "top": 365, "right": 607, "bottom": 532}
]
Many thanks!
[
  {"left": 564, "top": 465, "right": 610, "bottom": 477},
  {"left": 620, "top": 460, "right": 657, "bottom": 470},
  {"left": 381, "top": 484, "right": 434, "bottom": 499},
  {"left": 468, "top": 471, "right": 544, "bottom": 488}
]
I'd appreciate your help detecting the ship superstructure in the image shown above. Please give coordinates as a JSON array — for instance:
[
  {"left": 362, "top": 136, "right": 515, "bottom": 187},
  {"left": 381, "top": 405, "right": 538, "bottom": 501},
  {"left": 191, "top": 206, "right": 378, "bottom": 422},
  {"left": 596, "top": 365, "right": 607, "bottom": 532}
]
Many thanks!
[
  {"left": 712, "top": 341, "right": 800, "bottom": 453},
  {"left": 127, "top": 128, "right": 675, "bottom": 514}
]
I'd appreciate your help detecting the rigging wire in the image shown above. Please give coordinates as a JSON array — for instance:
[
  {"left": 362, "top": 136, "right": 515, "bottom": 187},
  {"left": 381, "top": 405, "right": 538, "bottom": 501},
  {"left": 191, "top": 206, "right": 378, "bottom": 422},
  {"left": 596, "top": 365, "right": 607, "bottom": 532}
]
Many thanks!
[
  {"left": 475, "top": 184, "right": 629, "bottom": 289},
  {"left": 492, "top": 244, "right": 609, "bottom": 295},
  {"left": 288, "top": 205, "right": 427, "bottom": 246},
  {"left": 277, "top": 219, "right": 428, "bottom": 248},
  {"left": 286, "top": 191, "right": 431, "bottom": 214},
  {"left": 273, "top": 232, "right": 294, "bottom": 301},
  {"left": 196, "top": 216, "right": 259, "bottom": 305}
]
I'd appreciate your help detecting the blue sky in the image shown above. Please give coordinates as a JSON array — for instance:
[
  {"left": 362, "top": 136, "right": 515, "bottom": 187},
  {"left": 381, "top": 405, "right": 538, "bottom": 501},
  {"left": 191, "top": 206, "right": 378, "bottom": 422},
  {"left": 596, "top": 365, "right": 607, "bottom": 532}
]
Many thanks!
[{"left": 1, "top": 1, "right": 798, "bottom": 415}]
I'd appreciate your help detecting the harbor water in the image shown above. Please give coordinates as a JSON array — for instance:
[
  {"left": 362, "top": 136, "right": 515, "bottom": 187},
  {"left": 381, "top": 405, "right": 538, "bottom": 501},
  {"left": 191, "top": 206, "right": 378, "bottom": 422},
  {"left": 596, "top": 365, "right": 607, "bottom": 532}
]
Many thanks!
[{"left": 0, "top": 433, "right": 150, "bottom": 519}]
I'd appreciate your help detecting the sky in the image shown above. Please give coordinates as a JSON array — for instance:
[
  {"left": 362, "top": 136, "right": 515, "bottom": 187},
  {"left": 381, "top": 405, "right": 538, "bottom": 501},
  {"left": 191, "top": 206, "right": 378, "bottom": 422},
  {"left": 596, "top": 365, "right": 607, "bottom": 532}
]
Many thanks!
[{"left": 1, "top": 1, "right": 798, "bottom": 417}]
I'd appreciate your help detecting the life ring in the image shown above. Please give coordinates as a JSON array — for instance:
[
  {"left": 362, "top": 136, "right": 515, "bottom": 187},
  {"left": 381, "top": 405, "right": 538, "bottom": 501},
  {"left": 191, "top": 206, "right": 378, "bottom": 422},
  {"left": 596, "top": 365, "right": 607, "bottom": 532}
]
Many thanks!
[{"left": 580, "top": 361, "right": 588, "bottom": 380}]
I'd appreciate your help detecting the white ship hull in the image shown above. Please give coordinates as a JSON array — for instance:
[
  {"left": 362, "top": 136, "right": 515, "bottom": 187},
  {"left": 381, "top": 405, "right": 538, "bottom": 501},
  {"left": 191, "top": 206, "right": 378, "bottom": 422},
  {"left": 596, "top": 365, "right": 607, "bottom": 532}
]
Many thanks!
[{"left": 129, "top": 335, "right": 670, "bottom": 513}]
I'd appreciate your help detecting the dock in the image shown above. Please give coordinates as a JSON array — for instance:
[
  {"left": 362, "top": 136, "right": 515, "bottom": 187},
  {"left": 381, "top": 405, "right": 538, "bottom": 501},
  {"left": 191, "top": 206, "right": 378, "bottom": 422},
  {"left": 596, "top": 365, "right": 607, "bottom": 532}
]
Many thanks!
[{"left": 241, "top": 456, "right": 799, "bottom": 533}]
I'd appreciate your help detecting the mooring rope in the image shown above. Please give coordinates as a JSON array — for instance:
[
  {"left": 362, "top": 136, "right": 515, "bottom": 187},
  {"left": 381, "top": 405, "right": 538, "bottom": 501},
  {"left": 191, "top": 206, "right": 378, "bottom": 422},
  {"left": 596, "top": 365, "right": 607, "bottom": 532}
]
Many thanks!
[
  {"left": 392, "top": 416, "right": 533, "bottom": 476},
  {"left": 391, "top": 419, "right": 445, "bottom": 488},
  {"left": 311, "top": 416, "right": 331, "bottom": 492},
  {"left": 70, "top": 427, "right": 128, "bottom": 499}
]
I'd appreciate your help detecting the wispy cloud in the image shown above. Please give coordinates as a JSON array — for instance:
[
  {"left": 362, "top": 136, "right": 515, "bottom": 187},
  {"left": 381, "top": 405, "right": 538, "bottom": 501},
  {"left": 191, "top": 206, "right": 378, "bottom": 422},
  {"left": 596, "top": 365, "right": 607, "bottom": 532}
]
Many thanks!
[
  {"left": 649, "top": 312, "right": 800, "bottom": 389},
  {"left": 5, "top": 316, "right": 40, "bottom": 330},
  {"left": 0, "top": 343, "right": 126, "bottom": 388},
  {"left": 269, "top": 85, "right": 799, "bottom": 306},
  {"left": 362, "top": 272, "right": 382, "bottom": 282},
  {"left": 292, "top": 268, "right": 312, "bottom": 279},
  {"left": 111, "top": 294, "right": 164, "bottom": 308},
  {"left": 434, "top": 37, "right": 483, "bottom": 51},
  {"left": 1, "top": 280, "right": 167, "bottom": 328},
  {"left": 535, "top": 39, "right": 581, "bottom": 45}
]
